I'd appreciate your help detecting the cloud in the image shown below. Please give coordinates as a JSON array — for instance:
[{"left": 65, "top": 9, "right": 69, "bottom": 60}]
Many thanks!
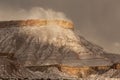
[{"left": 0, "top": 7, "right": 71, "bottom": 21}]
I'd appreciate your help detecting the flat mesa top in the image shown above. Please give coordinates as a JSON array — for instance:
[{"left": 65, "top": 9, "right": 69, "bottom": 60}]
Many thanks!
[{"left": 0, "top": 19, "right": 74, "bottom": 29}]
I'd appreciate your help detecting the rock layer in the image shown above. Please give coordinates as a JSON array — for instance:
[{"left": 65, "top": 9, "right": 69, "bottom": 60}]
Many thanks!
[{"left": 0, "top": 19, "right": 74, "bottom": 29}]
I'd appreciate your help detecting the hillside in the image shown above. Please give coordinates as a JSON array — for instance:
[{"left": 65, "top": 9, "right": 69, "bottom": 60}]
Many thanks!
[{"left": 0, "top": 19, "right": 120, "bottom": 79}]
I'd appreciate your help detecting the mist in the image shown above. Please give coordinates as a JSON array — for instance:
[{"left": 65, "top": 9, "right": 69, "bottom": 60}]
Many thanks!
[
  {"left": 0, "top": 7, "right": 69, "bottom": 21},
  {"left": 0, "top": 0, "right": 120, "bottom": 53}
]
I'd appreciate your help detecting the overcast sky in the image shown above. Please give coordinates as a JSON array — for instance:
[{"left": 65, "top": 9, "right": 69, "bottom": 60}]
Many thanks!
[{"left": 0, "top": 0, "right": 120, "bottom": 53}]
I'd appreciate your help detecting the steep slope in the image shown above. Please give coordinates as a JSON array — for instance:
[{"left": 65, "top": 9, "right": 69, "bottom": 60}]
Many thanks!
[{"left": 0, "top": 56, "right": 39, "bottom": 78}]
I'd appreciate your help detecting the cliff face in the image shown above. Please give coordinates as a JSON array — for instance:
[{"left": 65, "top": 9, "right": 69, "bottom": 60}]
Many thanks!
[
  {"left": 0, "top": 19, "right": 120, "bottom": 79},
  {"left": 0, "top": 19, "right": 74, "bottom": 29}
]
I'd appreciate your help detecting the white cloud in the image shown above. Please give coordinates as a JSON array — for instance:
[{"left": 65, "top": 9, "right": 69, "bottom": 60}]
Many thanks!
[{"left": 0, "top": 7, "right": 70, "bottom": 21}]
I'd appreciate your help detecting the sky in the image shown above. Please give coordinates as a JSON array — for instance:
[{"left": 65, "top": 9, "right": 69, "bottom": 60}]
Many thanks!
[{"left": 0, "top": 0, "right": 120, "bottom": 53}]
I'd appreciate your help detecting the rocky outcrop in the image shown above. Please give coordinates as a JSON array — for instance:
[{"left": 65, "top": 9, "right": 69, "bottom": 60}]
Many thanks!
[
  {"left": 0, "top": 19, "right": 120, "bottom": 79},
  {"left": 0, "top": 19, "right": 74, "bottom": 29},
  {"left": 60, "top": 66, "right": 95, "bottom": 78},
  {"left": 0, "top": 56, "right": 39, "bottom": 78}
]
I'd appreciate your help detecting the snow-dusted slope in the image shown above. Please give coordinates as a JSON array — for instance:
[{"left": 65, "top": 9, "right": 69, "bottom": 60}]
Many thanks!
[
  {"left": 0, "top": 56, "right": 39, "bottom": 78},
  {"left": 0, "top": 20, "right": 112, "bottom": 67},
  {"left": 0, "top": 20, "right": 120, "bottom": 79}
]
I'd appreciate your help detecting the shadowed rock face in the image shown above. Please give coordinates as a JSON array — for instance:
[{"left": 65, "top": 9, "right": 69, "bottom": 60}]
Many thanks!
[
  {"left": 0, "top": 56, "right": 39, "bottom": 78},
  {"left": 0, "top": 19, "right": 120, "bottom": 79}
]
